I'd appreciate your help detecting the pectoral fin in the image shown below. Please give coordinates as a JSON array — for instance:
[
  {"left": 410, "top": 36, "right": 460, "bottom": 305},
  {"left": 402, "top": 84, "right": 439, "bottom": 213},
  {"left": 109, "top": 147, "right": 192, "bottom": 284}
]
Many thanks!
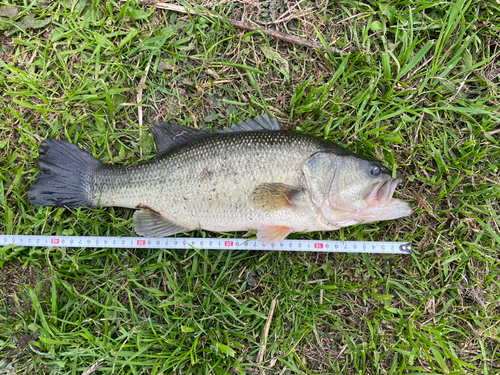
[
  {"left": 252, "top": 183, "right": 302, "bottom": 211},
  {"left": 257, "top": 225, "right": 293, "bottom": 244},
  {"left": 133, "top": 208, "right": 189, "bottom": 237}
]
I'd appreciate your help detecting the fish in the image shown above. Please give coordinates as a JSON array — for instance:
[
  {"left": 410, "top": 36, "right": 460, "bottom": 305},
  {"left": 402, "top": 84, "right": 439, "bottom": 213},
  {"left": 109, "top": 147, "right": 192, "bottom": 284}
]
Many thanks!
[{"left": 28, "top": 114, "right": 412, "bottom": 244}]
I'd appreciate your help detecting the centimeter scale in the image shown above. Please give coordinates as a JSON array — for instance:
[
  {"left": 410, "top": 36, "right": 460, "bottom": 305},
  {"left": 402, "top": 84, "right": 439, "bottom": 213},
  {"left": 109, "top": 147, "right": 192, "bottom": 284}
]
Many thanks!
[{"left": 1, "top": 235, "right": 412, "bottom": 254}]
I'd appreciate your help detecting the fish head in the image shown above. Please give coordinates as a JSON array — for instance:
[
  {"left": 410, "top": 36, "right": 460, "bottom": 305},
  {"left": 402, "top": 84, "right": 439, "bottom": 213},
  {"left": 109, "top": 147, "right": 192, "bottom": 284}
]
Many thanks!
[{"left": 323, "top": 155, "right": 412, "bottom": 225}]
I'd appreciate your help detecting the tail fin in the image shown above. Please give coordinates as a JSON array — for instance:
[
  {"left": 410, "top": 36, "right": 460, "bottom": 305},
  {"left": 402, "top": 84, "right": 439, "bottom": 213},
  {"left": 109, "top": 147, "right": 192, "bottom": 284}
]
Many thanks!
[{"left": 28, "top": 139, "right": 101, "bottom": 208}]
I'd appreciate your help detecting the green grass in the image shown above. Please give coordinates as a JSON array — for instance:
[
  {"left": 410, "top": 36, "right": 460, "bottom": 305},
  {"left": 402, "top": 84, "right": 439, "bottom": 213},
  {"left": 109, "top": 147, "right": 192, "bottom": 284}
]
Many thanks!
[{"left": 1, "top": 0, "right": 500, "bottom": 373}]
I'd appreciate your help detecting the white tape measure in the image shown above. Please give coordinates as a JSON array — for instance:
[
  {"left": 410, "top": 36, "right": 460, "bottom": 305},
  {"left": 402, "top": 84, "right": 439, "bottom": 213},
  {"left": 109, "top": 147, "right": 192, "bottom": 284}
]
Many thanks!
[{"left": 0, "top": 235, "right": 412, "bottom": 254}]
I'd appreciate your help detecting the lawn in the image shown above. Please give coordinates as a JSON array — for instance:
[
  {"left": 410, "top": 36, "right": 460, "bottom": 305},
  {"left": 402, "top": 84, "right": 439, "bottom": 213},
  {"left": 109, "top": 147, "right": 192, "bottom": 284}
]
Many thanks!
[{"left": 1, "top": 0, "right": 500, "bottom": 374}]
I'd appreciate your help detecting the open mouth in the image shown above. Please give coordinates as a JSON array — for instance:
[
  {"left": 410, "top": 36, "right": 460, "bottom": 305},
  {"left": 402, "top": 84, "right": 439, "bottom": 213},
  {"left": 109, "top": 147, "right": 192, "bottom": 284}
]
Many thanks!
[{"left": 369, "top": 176, "right": 403, "bottom": 205}]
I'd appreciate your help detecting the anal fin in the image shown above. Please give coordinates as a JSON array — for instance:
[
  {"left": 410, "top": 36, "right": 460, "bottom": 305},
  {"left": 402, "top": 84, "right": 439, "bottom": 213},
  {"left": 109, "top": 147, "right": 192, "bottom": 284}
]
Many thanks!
[
  {"left": 257, "top": 225, "right": 293, "bottom": 244},
  {"left": 252, "top": 183, "right": 302, "bottom": 211},
  {"left": 133, "top": 208, "right": 189, "bottom": 237}
]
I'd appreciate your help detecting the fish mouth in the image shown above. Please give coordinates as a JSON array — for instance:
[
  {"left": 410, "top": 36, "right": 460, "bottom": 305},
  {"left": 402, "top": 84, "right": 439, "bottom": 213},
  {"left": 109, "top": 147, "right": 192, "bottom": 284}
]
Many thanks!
[
  {"left": 369, "top": 176, "right": 404, "bottom": 206},
  {"left": 358, "top": 175, "right": 412, "bottom": 223}
]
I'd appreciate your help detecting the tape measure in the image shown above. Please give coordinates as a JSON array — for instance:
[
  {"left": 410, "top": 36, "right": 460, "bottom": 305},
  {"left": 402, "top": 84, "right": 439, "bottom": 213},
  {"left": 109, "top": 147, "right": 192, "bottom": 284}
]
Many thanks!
[{"left": 0, "top": 235, "right": 412, "bottom": 254}]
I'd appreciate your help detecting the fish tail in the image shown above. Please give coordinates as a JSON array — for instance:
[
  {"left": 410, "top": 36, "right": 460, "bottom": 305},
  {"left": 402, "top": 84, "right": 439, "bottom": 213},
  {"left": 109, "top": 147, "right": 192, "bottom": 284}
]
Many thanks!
[{"left": 28, "top": 139, "right": 101, "bottom": 208}]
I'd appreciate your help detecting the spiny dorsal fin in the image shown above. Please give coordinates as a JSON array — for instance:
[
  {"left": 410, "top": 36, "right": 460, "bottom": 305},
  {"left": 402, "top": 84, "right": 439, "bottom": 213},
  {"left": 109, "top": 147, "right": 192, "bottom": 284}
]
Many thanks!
[
  {"left": 252, "top": 183, "right": 302, "bottom": 211},
  {"left": 221, "top": 113, "right": 282, "bottom": 133},
  {"left": 133, "top": 207, "right": 189, "bottom": 237},
  {"left": 150, "top": 122, "right": 212, "bottom": 158}
]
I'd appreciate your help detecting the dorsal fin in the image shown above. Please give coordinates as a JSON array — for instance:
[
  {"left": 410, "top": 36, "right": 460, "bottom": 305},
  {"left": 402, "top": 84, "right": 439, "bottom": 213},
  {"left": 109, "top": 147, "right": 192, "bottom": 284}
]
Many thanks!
[
  {"left": 220, "top": 113, "right": 282, "bottom": 133},
  {"left": 150, "top": 114, "right": 281, "bottom": 157},
  {"left": 150, "top": 122, "right": 212, "bottom": 158}
]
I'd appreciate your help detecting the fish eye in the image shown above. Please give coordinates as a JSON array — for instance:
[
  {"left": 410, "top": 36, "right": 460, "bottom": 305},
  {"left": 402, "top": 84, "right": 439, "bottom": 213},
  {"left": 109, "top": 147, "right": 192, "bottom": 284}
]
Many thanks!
[{"left": 368, "top": 164, "right": 381, "bottom": 176}]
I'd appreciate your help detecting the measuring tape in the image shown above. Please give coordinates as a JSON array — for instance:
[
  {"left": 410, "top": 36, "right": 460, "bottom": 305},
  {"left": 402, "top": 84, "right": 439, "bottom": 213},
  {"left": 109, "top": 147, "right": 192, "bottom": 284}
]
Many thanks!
[{"left": 0, "top": 235, "right": 412, "bottom": 254}]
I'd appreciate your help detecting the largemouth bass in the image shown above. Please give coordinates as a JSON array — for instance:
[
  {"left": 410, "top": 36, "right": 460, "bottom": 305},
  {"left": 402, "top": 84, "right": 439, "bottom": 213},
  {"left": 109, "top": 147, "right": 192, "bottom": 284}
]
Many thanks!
[{"left": 28, "top": 114, "right": 412, "bottom": 243}]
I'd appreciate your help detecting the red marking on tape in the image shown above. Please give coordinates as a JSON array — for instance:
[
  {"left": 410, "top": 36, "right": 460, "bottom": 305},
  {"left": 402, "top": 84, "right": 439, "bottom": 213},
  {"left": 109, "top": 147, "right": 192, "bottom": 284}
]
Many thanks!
[
  {"left": 225, "top": 241, "right": 234, "bottom": 247},
  {"left": 51, "top": 238, "right": 60, "bottom": 245},
  {"left": 137, "top": 240, "right": 146, "bottom": 246},
  {"left": 314, "top": 243, "right": 323, "bottom": 249}
]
